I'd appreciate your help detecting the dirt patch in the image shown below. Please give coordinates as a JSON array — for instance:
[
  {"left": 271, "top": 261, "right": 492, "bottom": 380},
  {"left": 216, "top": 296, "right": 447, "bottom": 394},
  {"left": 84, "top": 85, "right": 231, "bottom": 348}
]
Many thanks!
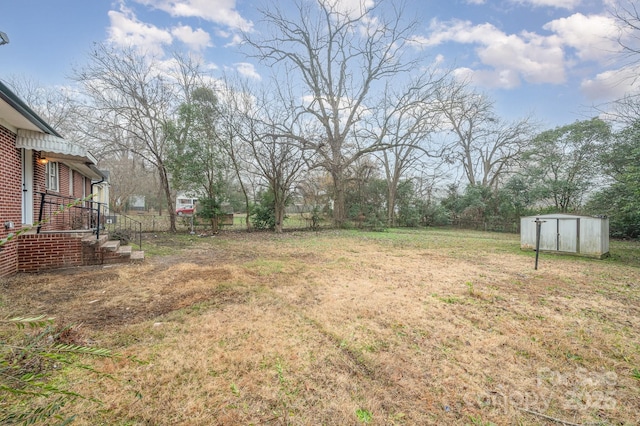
[{"left": 0, "top": 255, "right": 246, "bottom": 331}]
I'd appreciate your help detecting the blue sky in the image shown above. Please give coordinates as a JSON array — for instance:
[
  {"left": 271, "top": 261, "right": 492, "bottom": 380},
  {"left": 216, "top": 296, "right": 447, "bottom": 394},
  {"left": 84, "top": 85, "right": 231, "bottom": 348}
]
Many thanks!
[{"left": 0, "top": 0, "right": 637, "bottom": 128}]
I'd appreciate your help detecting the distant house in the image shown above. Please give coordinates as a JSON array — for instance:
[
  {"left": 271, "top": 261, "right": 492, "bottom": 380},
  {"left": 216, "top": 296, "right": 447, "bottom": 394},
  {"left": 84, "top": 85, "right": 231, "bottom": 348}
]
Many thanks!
[
  {"left": 129, "top": 195, "right": 146, "bottom": 211},
  {"left": 0, "top": 81, "right": 140, "bottom": 276}
]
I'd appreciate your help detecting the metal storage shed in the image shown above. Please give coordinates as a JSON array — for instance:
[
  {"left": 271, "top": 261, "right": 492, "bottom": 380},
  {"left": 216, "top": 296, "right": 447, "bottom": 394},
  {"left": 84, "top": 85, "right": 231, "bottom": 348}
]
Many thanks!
[{"left": 520, "top": 214, "right": 609, "bottom": 259}]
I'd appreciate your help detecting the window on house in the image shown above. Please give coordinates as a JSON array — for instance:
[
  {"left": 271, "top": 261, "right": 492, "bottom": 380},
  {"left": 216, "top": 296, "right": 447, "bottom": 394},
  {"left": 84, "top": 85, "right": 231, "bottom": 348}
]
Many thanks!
[{"left": 45, "top": 161, "right": 59, "bottom": 192}]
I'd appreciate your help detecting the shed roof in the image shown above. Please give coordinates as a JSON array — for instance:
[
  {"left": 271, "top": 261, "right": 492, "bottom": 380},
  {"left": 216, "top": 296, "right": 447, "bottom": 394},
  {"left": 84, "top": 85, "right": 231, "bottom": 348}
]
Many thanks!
[{"left": 521, "top": 213, "right": 606, "bottom": 220}]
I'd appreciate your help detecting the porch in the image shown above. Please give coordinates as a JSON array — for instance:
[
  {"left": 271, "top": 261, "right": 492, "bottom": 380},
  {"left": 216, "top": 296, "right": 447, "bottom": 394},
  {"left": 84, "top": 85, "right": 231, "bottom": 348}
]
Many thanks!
[{"left": 17, "top": 192, "right": 144, "bottom": 272}]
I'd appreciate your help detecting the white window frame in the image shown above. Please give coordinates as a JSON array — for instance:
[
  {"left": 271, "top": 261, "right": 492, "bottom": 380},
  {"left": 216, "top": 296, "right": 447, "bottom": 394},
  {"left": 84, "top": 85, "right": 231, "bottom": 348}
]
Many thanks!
[{"left": 45, "top": 161, "right": 59, "bottom": 192}]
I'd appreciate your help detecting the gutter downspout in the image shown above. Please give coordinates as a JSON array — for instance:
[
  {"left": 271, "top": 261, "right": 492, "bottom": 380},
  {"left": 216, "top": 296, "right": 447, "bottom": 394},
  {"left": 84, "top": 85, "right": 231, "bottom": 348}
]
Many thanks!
[{"left": 90, "top": 172, "right": 107, "bottom": 240}]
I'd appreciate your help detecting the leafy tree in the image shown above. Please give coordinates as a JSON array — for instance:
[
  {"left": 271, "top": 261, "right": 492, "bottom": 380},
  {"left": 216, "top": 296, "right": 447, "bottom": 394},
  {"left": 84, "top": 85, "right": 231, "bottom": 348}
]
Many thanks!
[
  {"left": 166, "top": 86, "right": 231, "bottom": 232},
  {"left": 498, "top": 175, "right": 537, "bottom": 220},
  {"left": 586, "top": 122, "right": 640, "bottom": 238},
  {"left": 395, "top": 179, "right": 422, "bottom": 227},
  {"left": 344, "top": 159, "right": 387, "bottom": 228},
  {"left": 250, "top": 189, "right": 287, "bottom": 231},
  {"left": 523, "top": 118, "right": 611, "bottom": 212}
]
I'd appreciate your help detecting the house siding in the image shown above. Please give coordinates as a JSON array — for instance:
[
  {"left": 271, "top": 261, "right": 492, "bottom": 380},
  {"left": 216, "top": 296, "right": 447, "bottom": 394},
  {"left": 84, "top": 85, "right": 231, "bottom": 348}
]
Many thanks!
[{"left": 0, "top": 124, "right": 23, "bottom": 277}]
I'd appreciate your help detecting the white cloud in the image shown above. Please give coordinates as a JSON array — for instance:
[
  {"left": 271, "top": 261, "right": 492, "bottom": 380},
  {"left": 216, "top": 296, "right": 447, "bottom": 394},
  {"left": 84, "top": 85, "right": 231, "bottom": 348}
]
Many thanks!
[
  {"left": 453, "top": 67, "right": 522, "bottom": 89},
  {"left": 171, "top": 25, "right": 212, "bottom": 51},
  {"left": 581, "top": 65, "right": 640, "bottom": 100},
  {"left": 465, "top": 0, "right": 486, "bottom": 4},
  {"left": 234, "top": 62, "right": 261, "bottom": 80},
  {"left": 107, "top": 8, "right": 172, "bottom": 56},
  {"left": 423, "top": 10, "right": 626, "bottom": 91},
  {"left": 132, "top": 0, "right": 253, "bottom": 32},
  {"left": 425, "top": 19, "right": 566, "bottom": 87},
  {"left": 225, "top": 33, "right": 244, "bottom": 48},
  {"left": 510, "top": 0, "right": 582, "bottom": 10},
  {"left": 326, "top": 0, "right": 375, "bottom": 17},
  {"left": 543, "top": 13, "right": 621, "bottom": 62}
]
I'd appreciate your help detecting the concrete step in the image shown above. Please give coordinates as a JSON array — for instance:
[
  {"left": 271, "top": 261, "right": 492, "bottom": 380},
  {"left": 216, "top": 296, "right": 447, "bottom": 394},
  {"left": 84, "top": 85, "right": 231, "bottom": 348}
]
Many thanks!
[
  {"left": 100, "top": 240, "right": 121, "bottom": 252},
  {"left": 116, "top": 245, "right": 132, "bottom": 256},
  {"left": 130, "top": 250, "right": 145, "bottom": 262},
  {"left": 82, "top": 233, "right": 108, "bottom": 246}
]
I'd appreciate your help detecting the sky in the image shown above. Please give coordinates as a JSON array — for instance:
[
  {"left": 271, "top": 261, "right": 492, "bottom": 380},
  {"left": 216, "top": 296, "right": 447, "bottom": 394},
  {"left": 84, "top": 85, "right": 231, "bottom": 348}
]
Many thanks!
[{"left": 0, "top": 0, "right": 637, "bottom": 129}]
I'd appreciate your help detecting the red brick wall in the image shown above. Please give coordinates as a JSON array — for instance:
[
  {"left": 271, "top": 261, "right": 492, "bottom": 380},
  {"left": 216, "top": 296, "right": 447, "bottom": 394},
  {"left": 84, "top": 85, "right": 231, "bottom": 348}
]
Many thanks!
[
  {"left": 58, "top": 163, "right": 70, "bottom": 196},
  {"left": 0, "top": 124, "right": 23, "bottom": 277},
  {"left": 33, "top": 151, "right": 46, "bottom": 194},
  {"left": 17, "top": 233, "right": 83, "bottom": 272}
]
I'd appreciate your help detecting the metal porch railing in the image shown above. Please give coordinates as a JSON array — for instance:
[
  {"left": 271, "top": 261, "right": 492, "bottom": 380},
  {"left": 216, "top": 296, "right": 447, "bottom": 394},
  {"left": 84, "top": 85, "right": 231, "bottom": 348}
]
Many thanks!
[
  {"left": 36, "top": 192, "right": 107, "bottom": 239},
  {"left": 35, "top": 192, "right": 142, "bottom": 249}
]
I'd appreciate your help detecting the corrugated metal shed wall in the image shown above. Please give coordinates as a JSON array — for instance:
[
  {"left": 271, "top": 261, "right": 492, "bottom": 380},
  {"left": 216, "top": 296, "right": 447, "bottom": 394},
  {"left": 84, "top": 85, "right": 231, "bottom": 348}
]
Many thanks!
[{"left": 520, "top": 214, "right": 609, "bottom": 259}]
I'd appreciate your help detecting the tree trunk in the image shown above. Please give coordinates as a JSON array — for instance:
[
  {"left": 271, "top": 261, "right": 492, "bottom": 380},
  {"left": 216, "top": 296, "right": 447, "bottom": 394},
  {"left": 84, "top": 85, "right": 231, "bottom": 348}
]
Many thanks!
[
  {"left": 331, "top": 169, "right": 346, "bottom": 228},
  {"left": 159, "top": 166, "right": 177, "bottom": 232},
  {"left": 274, "top": 187, "right": 285, "bottom": 233},
  {"left": 387, "top": 184, "right": 397, "bottom": 228},
  {"left": 239, "top": 182, "right": 252, "bottom": 231}
]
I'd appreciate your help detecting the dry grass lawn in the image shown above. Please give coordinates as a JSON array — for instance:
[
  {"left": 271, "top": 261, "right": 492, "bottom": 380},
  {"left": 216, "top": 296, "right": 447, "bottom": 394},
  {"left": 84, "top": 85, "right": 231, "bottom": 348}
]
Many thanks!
[{"left": 1, "top": 228, "right": 639, "bottom": 425}]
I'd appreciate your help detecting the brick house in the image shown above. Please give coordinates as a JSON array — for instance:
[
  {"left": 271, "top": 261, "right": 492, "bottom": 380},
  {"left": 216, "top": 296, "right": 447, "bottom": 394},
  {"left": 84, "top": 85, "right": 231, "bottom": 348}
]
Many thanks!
[{"left": 0, "top": 81, "right": 140, "bottom": 277}]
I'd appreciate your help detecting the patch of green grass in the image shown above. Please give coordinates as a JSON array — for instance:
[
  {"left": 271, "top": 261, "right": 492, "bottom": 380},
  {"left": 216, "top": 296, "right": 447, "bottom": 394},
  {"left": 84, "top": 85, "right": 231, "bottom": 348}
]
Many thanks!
[
  {"left": 468, "top": 415, "right": 497, "bottom": 426},
  {"left": 243, "top": 259, "right": 285, "bottom": 275},
  {"left": 230, "top": 383, "right": 240, "bottom": 396},
  {"left": 606, "top": 240, "right": 640, "bottom": 266},
  {"left": 466, "top": 281, "right": 475, "bottom": 296},
  {"left": 566, "top": 352, "right": 583, "bottom": 362},
  {"left": 356, "top": 408, "right": 373, "bottom": 423}
]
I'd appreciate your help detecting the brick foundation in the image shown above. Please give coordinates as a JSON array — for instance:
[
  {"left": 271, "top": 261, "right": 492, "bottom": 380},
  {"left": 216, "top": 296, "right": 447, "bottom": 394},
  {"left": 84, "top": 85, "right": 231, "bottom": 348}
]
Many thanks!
[
  {"left": 17, "top": 233, "right": 84, "bottom": 272},
  {"left": 16, "top": 232, "right": 137, "bottom": 273}
]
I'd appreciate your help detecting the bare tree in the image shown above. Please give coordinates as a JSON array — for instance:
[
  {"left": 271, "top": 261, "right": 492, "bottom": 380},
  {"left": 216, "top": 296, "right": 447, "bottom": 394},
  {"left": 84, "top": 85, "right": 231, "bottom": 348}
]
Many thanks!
[
  {"left": 73, "top": 44, "right": 202, "bottom": 232},
  {"left": 434, "top": 79, "right": 534, "bottom": 189},
  {"left": 215, "top": 78, "right": 260, "bottom": 230},
  {"left": 3, "top": 76, "right": 86, "bottom": 143},
  {"left": 372, "top": 77, "right": 443, "bottom": 226},
  {"left": 245, "top": 91, "right": 307, "bottom": 233},
  {"left": 603, "top": 1, "right": 640, "bottom": 124},
  {"left": 244, "top": 0, "right": 439, "bottom": 227},
  {"left": 99, "top": 151, "right": 153, "bottom": 213},
  {"left": 612, "top": 0, "right": 640, "bottom": 59}
]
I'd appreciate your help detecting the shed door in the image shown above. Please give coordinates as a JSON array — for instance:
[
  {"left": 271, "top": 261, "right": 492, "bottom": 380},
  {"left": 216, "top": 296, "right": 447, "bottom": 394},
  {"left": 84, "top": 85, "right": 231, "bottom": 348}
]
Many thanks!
[
  {"left": 557, "top": 218, "right": 579, "bottom": 253},
  {"left": 538, "top": 221, "right": 558, "bottom": 251}
]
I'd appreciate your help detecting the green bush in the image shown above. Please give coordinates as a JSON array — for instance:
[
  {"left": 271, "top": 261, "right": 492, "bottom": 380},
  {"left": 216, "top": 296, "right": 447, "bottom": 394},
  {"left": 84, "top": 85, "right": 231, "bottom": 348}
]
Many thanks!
[{"left": 250, "top": 190, "right": 285, "bottom": 230}]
